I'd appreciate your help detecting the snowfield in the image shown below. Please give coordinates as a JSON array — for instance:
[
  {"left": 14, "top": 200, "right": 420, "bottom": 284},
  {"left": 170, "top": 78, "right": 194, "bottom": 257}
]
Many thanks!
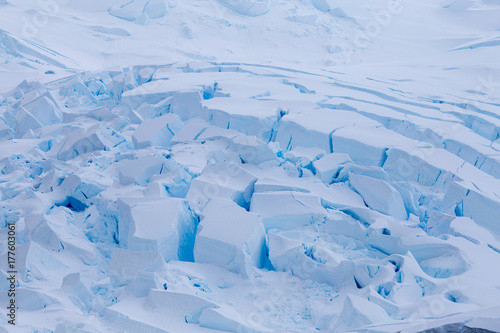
[{"left": 1, "top": 0, "right": 500, "bottom": 332}]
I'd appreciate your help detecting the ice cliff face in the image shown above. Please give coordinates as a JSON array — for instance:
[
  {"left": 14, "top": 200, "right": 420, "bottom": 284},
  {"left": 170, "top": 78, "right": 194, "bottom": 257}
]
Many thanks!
[{"left": 1, "top": 0, "right": 500, "bottom": 332}]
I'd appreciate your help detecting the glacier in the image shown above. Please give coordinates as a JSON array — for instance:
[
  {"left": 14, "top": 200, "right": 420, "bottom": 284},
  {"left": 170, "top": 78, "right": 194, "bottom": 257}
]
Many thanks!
[{"left": 1, "top": 0, "right": 500, "bottom": 332}]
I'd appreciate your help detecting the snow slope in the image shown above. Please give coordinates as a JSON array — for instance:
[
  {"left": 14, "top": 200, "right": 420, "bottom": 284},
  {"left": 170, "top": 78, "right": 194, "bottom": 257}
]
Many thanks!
[{"left": 1, "top": 0, "right": 500, "bottom": 332}]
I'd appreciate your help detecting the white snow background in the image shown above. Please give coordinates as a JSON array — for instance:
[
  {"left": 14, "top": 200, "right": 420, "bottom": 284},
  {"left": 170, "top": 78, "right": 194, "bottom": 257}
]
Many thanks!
[{"left": 1, "top": 0, "right": 500, "bottom": 332}]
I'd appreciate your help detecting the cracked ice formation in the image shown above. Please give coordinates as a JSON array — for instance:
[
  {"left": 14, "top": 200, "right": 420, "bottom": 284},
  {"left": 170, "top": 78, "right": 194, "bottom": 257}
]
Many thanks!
[
  {"left": 186, "top": 162, "right": 257, "bottom": 209},
  {"left": 194, "top": 198, "right": 266, "bottom": 275},
  {"left": 349, "top": 173, "right": 408, "bottom": 220},
  {"left": 132, "top": 113, "right": 183, "bottom": 149},
  {"left": 250, "top": 191, "right": 328, "bottom": 230},
  {"left": 2, "top": 52, "right": 500, "bottom": 332},
  {"left": 117, "top": 197, "right": 197, "bottom": 261}
]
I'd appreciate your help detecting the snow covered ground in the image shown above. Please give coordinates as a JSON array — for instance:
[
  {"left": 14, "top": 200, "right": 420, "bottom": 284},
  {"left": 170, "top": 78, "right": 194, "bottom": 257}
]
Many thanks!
[{"left": 1, "top": 0, "right": 500, "bottom": 332}]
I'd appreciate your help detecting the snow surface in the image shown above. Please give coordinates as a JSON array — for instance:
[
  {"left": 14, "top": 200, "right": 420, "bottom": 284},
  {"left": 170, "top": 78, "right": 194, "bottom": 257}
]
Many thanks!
[{"left": 1, "top": 0, "right": 500, "bottom": 332}]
